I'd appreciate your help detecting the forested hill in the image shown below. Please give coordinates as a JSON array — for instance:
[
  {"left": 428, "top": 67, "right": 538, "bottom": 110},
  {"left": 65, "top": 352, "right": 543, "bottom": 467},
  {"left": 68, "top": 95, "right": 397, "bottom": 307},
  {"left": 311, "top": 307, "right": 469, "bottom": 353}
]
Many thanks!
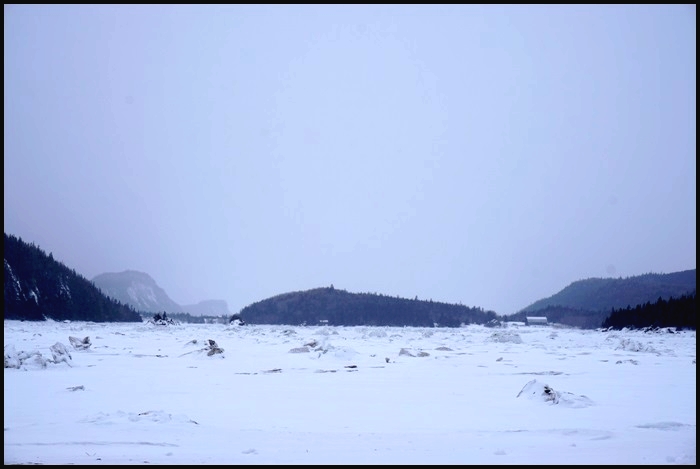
[
  {"left": 3, "top": 233, "right": 142, "bottom": 322},
  {"left": 498, "top": 269, "right": 697, "bottom": 329},
  {"left": 520, "top": 269, "right": 696, "bottom": 314},
  {"left": 239, "top": 285, "right": 498, "bottom": 327}
]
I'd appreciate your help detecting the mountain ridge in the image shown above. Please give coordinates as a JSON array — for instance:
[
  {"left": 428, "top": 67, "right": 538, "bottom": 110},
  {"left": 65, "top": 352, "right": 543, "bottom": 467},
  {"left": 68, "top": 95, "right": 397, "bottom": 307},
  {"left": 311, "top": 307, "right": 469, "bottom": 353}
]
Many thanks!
[
  {"left": 91, "top": 270, "right": 230, "bottom": 316},
  {"left": 520, "top": 269, "right": 696, "bottom": 313},
  {"left": 4, "top": 231, "right": 694, "bottom": 327}
]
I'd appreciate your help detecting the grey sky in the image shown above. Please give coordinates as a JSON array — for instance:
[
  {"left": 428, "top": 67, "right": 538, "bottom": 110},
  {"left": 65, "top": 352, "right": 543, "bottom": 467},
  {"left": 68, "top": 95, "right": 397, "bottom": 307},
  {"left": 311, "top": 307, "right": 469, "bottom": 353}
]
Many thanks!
[{"left": 4, "top": 5, "right": 696, "bottom": 315}]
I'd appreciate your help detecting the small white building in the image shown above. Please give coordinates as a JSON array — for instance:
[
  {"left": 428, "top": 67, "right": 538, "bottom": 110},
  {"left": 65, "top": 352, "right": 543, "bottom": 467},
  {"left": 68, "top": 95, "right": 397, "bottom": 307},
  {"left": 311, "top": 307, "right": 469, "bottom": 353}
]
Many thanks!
[{"left": 526, "top": 316, "right": 548, "bottom": 326}]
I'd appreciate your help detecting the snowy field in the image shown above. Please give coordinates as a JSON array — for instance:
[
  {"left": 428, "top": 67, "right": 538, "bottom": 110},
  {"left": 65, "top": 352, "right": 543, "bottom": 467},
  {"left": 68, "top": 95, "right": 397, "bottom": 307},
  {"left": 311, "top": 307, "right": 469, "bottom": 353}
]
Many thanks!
[{"left": 4, "top": 319, "right": 696, "bottom": 465}]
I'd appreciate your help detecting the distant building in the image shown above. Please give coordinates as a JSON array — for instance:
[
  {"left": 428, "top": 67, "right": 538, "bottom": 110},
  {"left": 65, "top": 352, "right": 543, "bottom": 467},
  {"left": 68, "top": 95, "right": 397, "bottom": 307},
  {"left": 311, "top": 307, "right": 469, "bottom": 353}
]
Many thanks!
[{"left": 526, "top": 316, "right": 548, "bottom": 326}]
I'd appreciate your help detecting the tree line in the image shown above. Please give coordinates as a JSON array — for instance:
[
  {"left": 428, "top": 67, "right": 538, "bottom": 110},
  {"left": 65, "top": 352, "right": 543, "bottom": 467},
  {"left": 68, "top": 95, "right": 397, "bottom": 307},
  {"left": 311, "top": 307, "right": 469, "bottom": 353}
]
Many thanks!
[
  {"left": 3, "top": 233, "right": 142, "bottom": 322},
  {"left": 601, "top": 292, "right": 696, "bottom": 330}
]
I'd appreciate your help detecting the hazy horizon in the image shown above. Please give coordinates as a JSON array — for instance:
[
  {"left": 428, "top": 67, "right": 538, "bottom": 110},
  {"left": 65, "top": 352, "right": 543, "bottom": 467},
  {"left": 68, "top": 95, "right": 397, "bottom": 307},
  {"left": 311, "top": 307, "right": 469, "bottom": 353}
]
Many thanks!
[
  {"left": 4, "top": 5, "right": 696, "bottom": 316},
  {"left": 90, "top": 264, "right": 695, "bottom": 315}
]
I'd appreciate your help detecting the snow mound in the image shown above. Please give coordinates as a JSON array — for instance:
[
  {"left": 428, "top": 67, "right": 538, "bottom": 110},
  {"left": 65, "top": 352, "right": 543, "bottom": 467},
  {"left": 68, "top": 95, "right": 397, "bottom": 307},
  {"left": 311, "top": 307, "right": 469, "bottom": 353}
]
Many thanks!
[
  {"left": 488, "top": 331, "right": 523, "bottom": 344},
  {"left": 298, "top": 337, "right": 360, "bottom": 360},
  {"left": 83, "top": 410, "right": 199, "bottom": 425},
  {"left": 69, "top": 336, "right": 92, "bottom": 350},
  {"left": 179, "top": 339, "right": 225, "bottom": 358},
  {"left": 50, "top": 342, "right": 73, "bottom": 365},
  {"left": 4, "top": 343, "right": 71, "bottom": 370},
  {"left": 399, "top": 347, "right": 430, "bottom": 357},
  {"left": 615, "top": 338, "right": 658, "bottom": 354},
  {"left": 516, "top": 379, "right": 594, "bottom": 408}
]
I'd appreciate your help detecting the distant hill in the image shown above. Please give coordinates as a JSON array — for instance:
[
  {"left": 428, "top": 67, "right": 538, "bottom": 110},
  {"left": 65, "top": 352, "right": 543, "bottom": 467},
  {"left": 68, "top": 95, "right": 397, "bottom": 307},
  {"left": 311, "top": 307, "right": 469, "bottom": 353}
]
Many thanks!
[
  {"left": 3, "top": 233, "right": 142, "bottom": 322},
  {"left": 506, "top": 269, "right": 696, "bottom": 328},
  {"left": 92, "top": 270, "right": 229, "bottom": 316},
  {"left": 239, "top": 285, "right": 498, "bottom": 327},
  {"left": 521, "top": 270, "right": 695, "bottom": 312},
  {"left": 92, "top": 270, "right": 181, "bottom": 313},
  {"left": 5, "top": 229, "right": 693, "bottom": 329},
  {"left": 181, "top": 299, "right": 229, "bottom": 317}
]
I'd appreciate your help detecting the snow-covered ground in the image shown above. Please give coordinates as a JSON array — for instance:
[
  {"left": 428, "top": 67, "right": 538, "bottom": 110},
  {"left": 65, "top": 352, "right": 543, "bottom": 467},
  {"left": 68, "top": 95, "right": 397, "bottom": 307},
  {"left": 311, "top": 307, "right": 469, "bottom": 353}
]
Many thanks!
[{"left": 4, "top": 320, "right": 696, "bottom": 465}]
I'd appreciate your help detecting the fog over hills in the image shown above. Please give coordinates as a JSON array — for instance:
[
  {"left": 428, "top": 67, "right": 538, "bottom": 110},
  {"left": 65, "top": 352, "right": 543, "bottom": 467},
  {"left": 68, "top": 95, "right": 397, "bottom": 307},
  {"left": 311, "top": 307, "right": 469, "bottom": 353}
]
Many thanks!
[
  {"left": 91, "top": 270, "right": 229, "bottom": 316},
  {"left": 91, "top": 267, "right": 696, "bottom": 325}
]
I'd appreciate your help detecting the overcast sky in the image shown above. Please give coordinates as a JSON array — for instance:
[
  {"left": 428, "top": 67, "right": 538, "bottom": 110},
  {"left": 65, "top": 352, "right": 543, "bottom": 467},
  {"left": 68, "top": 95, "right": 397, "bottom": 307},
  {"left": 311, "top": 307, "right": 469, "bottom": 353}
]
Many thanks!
[{"left": 4, "top": 5, "right": 696, "bottom": 316}]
